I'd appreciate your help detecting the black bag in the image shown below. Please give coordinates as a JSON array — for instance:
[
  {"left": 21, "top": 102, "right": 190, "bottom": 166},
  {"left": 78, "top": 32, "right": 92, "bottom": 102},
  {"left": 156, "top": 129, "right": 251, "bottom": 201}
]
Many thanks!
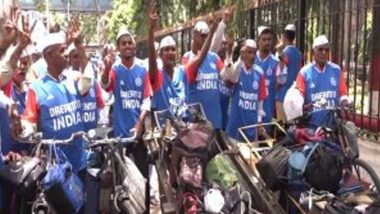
[
  {"left": 256, "top": 145, "right": 291, "bottom": 191},
  {"left": 365, "top": 200, "right": 380, "bottom": 214},
  {"left": 0, "top": 156, "right": 43, "bottom": 193},
  {"left": 304, "top": 143, "right": 344, "bottom": 193}
]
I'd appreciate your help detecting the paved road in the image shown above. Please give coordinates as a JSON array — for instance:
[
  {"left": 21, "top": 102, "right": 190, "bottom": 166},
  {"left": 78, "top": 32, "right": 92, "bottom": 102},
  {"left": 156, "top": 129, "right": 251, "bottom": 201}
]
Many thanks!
[{"left": 358, "top": 139, "right": 380, "bottom": 176}]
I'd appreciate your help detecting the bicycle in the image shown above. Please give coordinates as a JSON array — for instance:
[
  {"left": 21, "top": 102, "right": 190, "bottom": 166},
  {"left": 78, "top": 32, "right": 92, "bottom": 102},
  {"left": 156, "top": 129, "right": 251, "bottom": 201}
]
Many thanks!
[
  {"left": 287, "top": 100, "right": 380, "bottom": 195},
  {"left": 82, "top": 127, "right": 147, "bottom": 214},
  {"left": 17, "top": 131, "right": 86, "bottom": 214}
]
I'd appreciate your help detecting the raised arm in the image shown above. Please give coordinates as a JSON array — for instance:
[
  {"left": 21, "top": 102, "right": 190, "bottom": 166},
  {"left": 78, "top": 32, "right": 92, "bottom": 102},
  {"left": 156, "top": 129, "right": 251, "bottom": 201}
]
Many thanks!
[
  {"left": 210, "top": 9, "right": 232, "bottom": 53},
  {"left": 147, "top": 1, "right": 159, "bottom": 84},
  {"left": 186, "top": 19, "right": 218, "bottom": 83}
]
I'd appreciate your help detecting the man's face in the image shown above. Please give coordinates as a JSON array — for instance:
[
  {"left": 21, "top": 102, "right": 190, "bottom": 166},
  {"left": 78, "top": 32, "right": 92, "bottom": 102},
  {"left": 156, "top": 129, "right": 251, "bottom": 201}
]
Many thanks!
[
  {"left": 313, "top": 44, "right": 330, "bottom": 65},
  {"left": 13, "top": 56, "right": 29, "bottom": 85},
  {"left": 117, "top": 35, "right": 135, "bottom": 60},
  {"left": 0, "top": 20, "right": 17, "bottom": 48},
  {"left": 18, "top": 56, "right": 31, "bottom": 72},
  {"left": 217, "top": 40, "right": 228, "bottom": 59},
  {"left": 240, "top": 45, "right": 257, "bottom": 64},
  {"left": 258, "top": 32, "right": 273, "bottom": 52},
  {"left": 45, "top": 44, "right": 68, "bottom": 72},
  {"left": 193, "top": 30, "right": 208, "bottom": 50},
  {"left": 69, "top": 49, "right": 81, "bottom": 69},
  {"left": 160, "top": 46, "right": 177, "bottom": 68}
]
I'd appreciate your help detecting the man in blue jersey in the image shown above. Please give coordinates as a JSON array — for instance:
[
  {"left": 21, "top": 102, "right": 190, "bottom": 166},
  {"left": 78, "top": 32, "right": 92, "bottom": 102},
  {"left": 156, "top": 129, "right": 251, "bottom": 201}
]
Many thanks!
[
  {"left": 67, "top": 44, "right": 105, "bottom": 132},
  {"left": 101, "top": 28, "right": 152, "bottom": 213},
  {"left": 221, "top": 39, "right": 267, "bottom": 141},
  {"left": 295, "top": 35, "right": 349, "bottom": 128},
  {"left": 148, "top": 12, "right": 182, "bottom": 113},
  {"left": 255, "top": 26, "right": 279, "bottom": 123},
  {"left": 276, "top": 24, "right": 302, "bottom": 121},
  {"left": 20, "top": 20, "right": 95, "bottom": 212},
  {"left": 183, "top": 19, "right": 224, "bottom": 129},
  {"left": 22, "top": 28, "right": 93, "bottom": 169}
]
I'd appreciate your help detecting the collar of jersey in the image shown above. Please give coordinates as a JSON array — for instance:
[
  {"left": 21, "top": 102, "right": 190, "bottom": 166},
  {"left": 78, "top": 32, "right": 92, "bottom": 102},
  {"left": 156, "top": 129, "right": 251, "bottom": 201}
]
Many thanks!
[
  {"left": 12, "top": 82, "right": 25, "bottom": 93},
  {"left": 242, "top": 63, "right": 254, "bottom": 74},
  {"left": 120, "top": 58, "right": 138, "bottom": 70},
  {"left": 256, "top": 51, "right": 273, "bottom": 62},
  {"left": 45, "top": 72, "right": 67, "bottom": 82},
  {"left": 312, "top": 61, "right": 328, "bottom": 73}
]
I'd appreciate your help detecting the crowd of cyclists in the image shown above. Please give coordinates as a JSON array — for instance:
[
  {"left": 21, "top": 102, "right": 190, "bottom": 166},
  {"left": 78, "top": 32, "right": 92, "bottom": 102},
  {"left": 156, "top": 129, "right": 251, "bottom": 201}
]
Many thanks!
[{"left": 0, "top": 2, "right": 352, "bottom": 213}]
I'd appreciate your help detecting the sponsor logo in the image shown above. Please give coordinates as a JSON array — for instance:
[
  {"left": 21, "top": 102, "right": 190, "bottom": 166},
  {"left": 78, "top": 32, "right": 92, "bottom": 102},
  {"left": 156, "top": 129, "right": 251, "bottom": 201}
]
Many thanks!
[
  {"left": 135, "top": 77, "right": 142, "bottom": 87},
  {"left": 252, "top": 81, "right": 259, "bottom": 90},
  {"left": 210, "top": 62, "right": 216, "bottom": 70}
]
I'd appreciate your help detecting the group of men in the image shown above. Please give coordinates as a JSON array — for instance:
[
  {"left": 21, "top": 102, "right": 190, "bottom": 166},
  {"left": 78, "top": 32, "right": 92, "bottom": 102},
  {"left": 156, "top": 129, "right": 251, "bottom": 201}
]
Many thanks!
[{"left": 0, "top": 4, "right": 350, "bottom": 213}]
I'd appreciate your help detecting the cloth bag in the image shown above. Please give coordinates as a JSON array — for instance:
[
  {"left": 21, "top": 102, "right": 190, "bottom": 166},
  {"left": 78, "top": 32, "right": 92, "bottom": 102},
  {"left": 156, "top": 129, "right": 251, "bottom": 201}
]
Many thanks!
[{"left": 42, "top": 144, "right": 84, "bottom": 214}]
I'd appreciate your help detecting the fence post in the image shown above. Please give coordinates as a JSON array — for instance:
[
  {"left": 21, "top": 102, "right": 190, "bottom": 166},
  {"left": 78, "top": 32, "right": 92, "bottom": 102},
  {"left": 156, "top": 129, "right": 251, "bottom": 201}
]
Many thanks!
[
  {"left": 331, "top": 0, "right": 341, "bottom": 64},
  {"left": 369, "top": 0, "right": 380, "bottom": 116},
  {"left": 297, "top": 0, "right": 306, "bottom": 54}
]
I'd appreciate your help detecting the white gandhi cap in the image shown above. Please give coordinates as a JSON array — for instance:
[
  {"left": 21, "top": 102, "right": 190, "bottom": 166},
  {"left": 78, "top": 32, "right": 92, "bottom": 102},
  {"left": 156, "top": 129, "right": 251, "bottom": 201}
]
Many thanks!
[
  {"left": 160, "top": 36, "right": 176, "bottom": 50},
  {"left": 245, "top": 39, "right": 257, "bottom": 49},
  {"left": 194, "top": 21, "right": 209, "bottom": 34},
  {"left": 258, "top": 25, "right": 270, "bottom": 36},
  {"left": 39, "top": 32, "right": 66, "bottom": 53},
  {"left": 116, "top": 28, "right": 135, "bottom": 44},
  {"left": 313, "top": 35, "right": 329, "bottom": 49},
  {"left": 285, "top": 24, "right": 296, "bottom": 32}
]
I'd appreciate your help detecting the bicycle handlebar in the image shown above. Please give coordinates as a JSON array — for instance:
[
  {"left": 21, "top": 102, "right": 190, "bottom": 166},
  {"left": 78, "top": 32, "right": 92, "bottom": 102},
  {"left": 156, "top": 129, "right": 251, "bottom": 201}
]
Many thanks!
[
  {"left": 18, "top": 131, "right": 86, "bottom": 145},
  {"left": 83, "top": 128, "right": 138, "bottom": 148}
]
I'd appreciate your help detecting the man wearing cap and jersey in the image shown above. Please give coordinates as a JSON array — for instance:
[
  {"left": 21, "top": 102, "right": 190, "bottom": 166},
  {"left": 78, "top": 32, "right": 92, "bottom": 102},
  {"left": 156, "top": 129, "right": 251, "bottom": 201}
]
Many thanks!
[
  {"left": 276, "top": 24, "right": 302, "bottom": 121},
  {"left": 255, "top": 26, "right": 279, "bottom": 124},
  {"left": 21, "top": 24, "right": 94, "bottom": 172},
  {"left": 181, "top": 19, "right": 224, "bottom": 129},
  {"left": 148, "top": 12, "right": 183, "bottom": 113},
  {"left": 222, "top": 39, "right": 267, "bottom": 141},
  {"left": 101, "top": 28, "right": 152, "bottom": 139},
  {"left": 67, "top": 44, "right": 105, "bottom": 132},
  {"left": 101, "top": 28, "right": 152, "bottom": 212},
  {"left": 295, "top": 35, "right": 349, "bottom": 128}
]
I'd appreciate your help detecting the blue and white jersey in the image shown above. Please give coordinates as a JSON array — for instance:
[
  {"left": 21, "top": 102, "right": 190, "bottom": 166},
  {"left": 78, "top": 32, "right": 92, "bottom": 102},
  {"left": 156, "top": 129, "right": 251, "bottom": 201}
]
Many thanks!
[
  {"left": 105, "top": 62, "right": 152, "bottom": 139},
  {"left": 296, "top": 61, "right": 348, "bottom": 128},
  {"left": 226, "top": 64, "right": 267, "bottom": 140},
  {"left": 255, "top": 53, "right": 279, "bottom": 123},
  {"left": 24, "top": 74, "right": 86, "bottom": 172},
  {"left": 276, "top": 45, "right": 302, "bottom": 102},
  {"left": 183, "top": 51, "right": 224, "bottom": 129}
]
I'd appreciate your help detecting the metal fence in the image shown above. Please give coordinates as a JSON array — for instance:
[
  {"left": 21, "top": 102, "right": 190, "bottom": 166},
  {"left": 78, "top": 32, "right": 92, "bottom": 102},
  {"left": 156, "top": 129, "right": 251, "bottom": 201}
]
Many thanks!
[{"left": 137, "top": 0, "right": 380, "bottom": 137}]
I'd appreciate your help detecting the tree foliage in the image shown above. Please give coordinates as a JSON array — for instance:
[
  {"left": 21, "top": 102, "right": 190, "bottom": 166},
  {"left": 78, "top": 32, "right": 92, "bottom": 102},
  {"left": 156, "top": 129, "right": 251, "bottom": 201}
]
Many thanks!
[{"left": 105, "top": 0, "right": 248, "bottom": 41}]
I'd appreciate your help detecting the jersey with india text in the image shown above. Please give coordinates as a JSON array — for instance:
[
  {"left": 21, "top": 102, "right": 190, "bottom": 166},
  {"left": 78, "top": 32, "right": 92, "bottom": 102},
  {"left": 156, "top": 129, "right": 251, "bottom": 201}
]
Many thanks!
[
  {"left": 184, "top": 51, "right": 224, "bottom": 129},
  {"left": 23, "top": 74, "right": 86, "bottom": 172},
  {"left": 105, "top": 62, "right": 152, "bottom": 139},
  {"left": 296, "top": 61, "right": 348, "bottom": 128}
]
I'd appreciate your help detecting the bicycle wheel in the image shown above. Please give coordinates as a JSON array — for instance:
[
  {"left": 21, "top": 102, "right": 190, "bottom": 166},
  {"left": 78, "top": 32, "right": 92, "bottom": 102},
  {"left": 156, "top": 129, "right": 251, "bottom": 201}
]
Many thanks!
[{"left": 351, "top": 158, "right": 380, "bottom": 194}]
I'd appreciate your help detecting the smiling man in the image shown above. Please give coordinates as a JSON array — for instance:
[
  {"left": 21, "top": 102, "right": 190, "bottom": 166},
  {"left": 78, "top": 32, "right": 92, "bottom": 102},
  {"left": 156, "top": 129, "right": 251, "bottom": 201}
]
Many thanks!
[{"left": 101, "top": 28, "right": 152, "bottom": 213}]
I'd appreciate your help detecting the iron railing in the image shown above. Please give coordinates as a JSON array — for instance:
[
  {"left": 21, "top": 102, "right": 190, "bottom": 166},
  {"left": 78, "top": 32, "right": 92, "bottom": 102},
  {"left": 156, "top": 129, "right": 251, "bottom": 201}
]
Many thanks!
[{"left": 136, "top": 0, "right": 380, "bottom": 137}]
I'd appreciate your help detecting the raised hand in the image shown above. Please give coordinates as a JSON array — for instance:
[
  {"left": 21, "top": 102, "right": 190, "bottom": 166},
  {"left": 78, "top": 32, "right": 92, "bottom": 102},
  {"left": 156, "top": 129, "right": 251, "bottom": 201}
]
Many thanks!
[
  {"left": 222, "top": 8, "right": 234, "bottom": 24},
  {"left": 209, "top": 17, "right": 218, "bottom": 33},
  {"left": 103, "top": 51, "right": 116, "bottom": 74},
  {"left": 66, "top": 17, "right": 82, "bottom": 45},
  {"left": 149, "top": 13, "right": 159, "bottom": 31},
  {"left": 19, "top": 14, "right": 32, "bottom": 49}
]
